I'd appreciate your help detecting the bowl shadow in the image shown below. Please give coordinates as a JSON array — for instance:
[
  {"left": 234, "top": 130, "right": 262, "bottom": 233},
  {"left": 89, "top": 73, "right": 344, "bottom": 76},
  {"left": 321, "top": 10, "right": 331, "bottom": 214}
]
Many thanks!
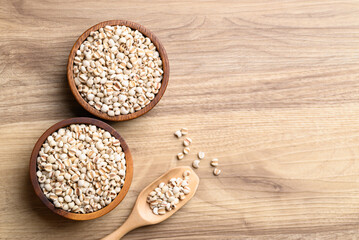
[{"left": 60, "top": 72, "right": 94, "bottom": 119}]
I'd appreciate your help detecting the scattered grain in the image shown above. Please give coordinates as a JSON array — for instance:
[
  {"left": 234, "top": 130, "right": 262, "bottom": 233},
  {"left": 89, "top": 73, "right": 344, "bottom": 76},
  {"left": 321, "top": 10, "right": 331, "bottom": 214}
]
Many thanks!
[
  {"left": 180, "top": 128, "right": 188, "bottom": 136},
  {"left": 211, "top": 158, "right": 219, "bottom": 167},
  {"left": 198, "top": 151, "right": 205, "bottom": 160},
  {"left": 213, "top": 168, "right": 221, "bottom": 176},
  {"left": 183, "top": 147, "right": 190, "bottom": 155},
  {"left": 183, "top": 137, "right": 192, "bottom": 147},
  {"left": 177, "top": 152, "right": 184, "bottom": 160},
  {"left": 174, "top": 130, "right": 182, "bottom": 138},
  {"left": 192, "top": 160, "right": 200, "bottom": 169}
]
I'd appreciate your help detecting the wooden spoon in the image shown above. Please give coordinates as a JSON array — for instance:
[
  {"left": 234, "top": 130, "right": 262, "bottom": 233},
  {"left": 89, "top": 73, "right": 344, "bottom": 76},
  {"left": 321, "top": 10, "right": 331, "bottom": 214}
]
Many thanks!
[{"left": 102, "top": 166, "right": 200, "bottom": 240}]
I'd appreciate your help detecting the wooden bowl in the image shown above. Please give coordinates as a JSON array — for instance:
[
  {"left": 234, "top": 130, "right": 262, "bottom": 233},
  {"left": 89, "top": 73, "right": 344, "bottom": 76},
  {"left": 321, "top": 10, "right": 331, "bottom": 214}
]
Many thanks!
[
  {"left": 67, "top": 20, "right": 170, "bottom": 121},
  {"left": 29, "top": 117, "right": 133, "bottom": 220}
]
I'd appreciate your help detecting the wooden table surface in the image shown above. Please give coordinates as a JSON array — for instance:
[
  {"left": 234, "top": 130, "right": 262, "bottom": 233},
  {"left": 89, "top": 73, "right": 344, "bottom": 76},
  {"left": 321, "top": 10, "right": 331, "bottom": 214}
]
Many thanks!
[{"left": 1, "top": 1, "right": 359, "bottom": 239}]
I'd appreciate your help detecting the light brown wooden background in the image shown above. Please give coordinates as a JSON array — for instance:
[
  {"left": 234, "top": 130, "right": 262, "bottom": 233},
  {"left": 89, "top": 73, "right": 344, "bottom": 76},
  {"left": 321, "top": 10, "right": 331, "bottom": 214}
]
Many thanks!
[{"left": 1, "top": 0, "right": 359, "bottom": 239}]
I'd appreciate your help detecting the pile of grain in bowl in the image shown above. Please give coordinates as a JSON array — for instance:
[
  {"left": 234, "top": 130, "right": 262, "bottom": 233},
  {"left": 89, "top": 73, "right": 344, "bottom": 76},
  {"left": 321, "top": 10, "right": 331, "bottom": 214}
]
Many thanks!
[
  {"left": 73, "top": 25, "right": 163, "bottom": 117},
  {"left": 36, "top": 124, "right": 126, "bottom": 213}
]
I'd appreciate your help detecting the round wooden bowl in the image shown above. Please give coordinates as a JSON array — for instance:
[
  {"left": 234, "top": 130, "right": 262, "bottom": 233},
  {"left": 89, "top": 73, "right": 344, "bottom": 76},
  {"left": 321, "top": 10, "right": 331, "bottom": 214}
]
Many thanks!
[
  {"left": 29, "top": 117, "right": 133, "bottom": 220},
  {"left": 67, "top": 20, "right": 170, "bottom": 121}
]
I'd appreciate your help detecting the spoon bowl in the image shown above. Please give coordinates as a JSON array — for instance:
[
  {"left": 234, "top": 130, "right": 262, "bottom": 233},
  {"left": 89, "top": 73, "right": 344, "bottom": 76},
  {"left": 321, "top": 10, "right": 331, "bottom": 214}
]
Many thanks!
[{"left": 102, "top": 166, "right": 199, "bottom": 239}]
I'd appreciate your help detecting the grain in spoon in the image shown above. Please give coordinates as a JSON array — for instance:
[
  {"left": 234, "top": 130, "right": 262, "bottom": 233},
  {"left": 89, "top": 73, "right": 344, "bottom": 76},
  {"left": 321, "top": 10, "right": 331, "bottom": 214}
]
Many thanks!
[{"left": 102, "top": 166, "right": 199, "bottom": 239}]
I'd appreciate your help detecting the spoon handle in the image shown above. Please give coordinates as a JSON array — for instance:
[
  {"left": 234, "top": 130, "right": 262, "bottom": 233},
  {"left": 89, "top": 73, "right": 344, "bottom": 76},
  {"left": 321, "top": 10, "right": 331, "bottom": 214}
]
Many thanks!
[{"left": 101, "top": 213, "right": 142, "bottom": 240}]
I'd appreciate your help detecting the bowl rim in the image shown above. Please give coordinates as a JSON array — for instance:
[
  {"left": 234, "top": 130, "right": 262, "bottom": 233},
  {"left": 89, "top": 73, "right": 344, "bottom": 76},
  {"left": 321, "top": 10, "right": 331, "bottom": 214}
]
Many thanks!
[
  {"left": 67, "top": 20, "right": 170, "bottom": 121},
  {"left": 29, "top": 117, "right": 133, "bottom": 220}
]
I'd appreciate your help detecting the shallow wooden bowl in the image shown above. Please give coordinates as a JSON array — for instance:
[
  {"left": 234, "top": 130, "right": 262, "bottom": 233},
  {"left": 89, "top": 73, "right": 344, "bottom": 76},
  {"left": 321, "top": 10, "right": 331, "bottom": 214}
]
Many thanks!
[
  {"left": 29, "top": 117, "right": 133, "bottom": 220},
  {"left": 67, "top": 20, "right": 170, "bottom": 121}
]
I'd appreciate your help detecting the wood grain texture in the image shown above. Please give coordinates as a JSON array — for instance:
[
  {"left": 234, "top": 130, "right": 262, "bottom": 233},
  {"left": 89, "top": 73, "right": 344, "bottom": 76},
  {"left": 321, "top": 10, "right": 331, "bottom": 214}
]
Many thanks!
[{"left": 1, "top": 0, "right": 359, "bottom": 239}]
